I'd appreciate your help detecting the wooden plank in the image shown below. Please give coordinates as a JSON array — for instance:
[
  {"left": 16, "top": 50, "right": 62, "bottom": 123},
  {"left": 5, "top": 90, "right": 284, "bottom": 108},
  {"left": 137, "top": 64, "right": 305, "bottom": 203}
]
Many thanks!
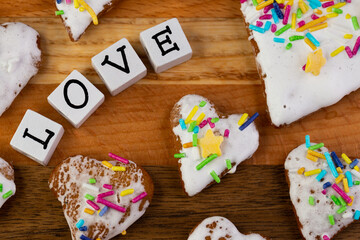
[
  {"left": 4, "top": 164, "right": 359, "bottom": 240},
  {"left": 0, "top": 0, "right": 241, "bottom": 18}
]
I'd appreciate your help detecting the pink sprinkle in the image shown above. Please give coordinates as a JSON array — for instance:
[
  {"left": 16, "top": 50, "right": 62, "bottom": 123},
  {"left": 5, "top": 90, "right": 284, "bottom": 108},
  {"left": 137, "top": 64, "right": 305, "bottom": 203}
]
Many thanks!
[
  {"left": 132, "top": 192, "right": 147, "bottom": 203},
  {"left": 345, "top": 46, "right": 354, "bottom": 58},
  {"left": 207, "top": 118, "right": 215, "bottom": 128},
  {"left": 332, "top": 183, "right": 352, "bottom": 203},
  {"left": 96, "top": 197, "right": 126, "bottom": 212},
  {"left": 240, "top": 0, "right": 247, "bottom": 3},
  {"left": 321, "top": 189, "right": 327, "bottom": 195},
  {"left": 103, "top": 184, "right": 113, "bottom": 190},
  {"left": 263, "top": 5, "right": 274, "bottom": 13},
  {"left": 271, "top": 24, "right": 277, "bottom": 33},
  {"left": 66, "top": 0, "right": 71, "bottom": 3},
  {"left": 98, "top": 191, "right": 114, "bottom": 198},
  {"left": 256, "top": 21, "right": 264, "bottom": 27},
  {"left": 86, "top": 200, "right": 100, "bottom": 210},
  {"left": 302, "top": 64, "right": 306, "bottom": 71},
  {"left": 279, "top": 3, "right": 285, "bottom": 9},
  {"left": 283, "top": 5, "right": 291, "bottom": 25},
  {"left": 322, "top": 1, "right": 334, "bottom": 8},
  {"left": 346, "top": 0, "right": 351, "bottom": 2},
  {"left": 323, "top": 235, "right": 330, "bottom": 240},
  {"left": 199, "top": 120, "right": 208, "bottom": 128},
  {"left": 224, "top": 129, "right": 230, "bottom": 138},
  {"left": 353, "top": 36, "right": 360, "bottom": 56},
  {"left": 311, "top": 14, "right": 319, "bottom": 20},
  {"left": 298, "top": 20, "right": 306, "bottom": 27},
  {"left": 108, "top": 153, "right": 129, "bottom": 164},
  {"left": 259, "top": 14, "right": 272, "bottom": 20}
]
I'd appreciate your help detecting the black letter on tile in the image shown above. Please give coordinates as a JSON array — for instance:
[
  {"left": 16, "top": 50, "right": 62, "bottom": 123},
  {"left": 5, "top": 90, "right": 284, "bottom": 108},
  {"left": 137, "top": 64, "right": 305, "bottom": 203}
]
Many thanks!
[
  {"left": 101, "top": 45, "right": 130, "bottom": 74},
  {"left": 152, "top": 25, "right": 180, "bottom": 56},
  {"left": 63, "top": 79, "right": 89, "bottom": 109},
  {"left": 23, "top": 128, "right": 55, "bottom": 150}
]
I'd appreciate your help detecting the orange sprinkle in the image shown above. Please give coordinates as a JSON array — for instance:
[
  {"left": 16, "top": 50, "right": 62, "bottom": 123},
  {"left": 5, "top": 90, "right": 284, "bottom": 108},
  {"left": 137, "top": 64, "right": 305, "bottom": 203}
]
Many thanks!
[
  {"left": 183, "top": 142, "right": 193, "bottom": 148},
  {"left": 297, "top": 167, "right": 305, "bottom": 175},
  {"left": 297, "top": 16, "right": 327, "bottom": 32},
  {"left": 309, "top": 22, "right": 328, "bottom": 32},
  {"left": 304, "top": 38, "right": 317, "bottom": 50}
]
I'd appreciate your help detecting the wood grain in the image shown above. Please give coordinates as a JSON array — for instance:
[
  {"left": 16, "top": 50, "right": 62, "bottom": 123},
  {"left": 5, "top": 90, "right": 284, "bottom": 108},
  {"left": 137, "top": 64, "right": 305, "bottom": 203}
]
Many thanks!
[{"left": 2, "top": 165, "right": 359, "bottom": 240}]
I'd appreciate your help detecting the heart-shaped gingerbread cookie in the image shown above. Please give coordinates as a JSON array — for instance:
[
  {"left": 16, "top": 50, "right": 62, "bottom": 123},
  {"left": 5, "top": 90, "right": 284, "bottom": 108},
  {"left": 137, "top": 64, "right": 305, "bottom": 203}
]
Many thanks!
[
  {"left": 285, "top": 142, "right": 360, "bottom": 239},
  {"left": 0, "top": 157, "right": 16, "bottom": 208},
  {"left": 55, "top": 0, "right": 121, "bottom": 41},
  {"left": 0, "top": 22, "right": 41, "bottom": 117},
  {"left": 49, "top": 155, "right": 153, "bottom": 240},
  {"left": 188, "top": 216, "right": 266, "bottom": 240},
  {"left": 171, "top": 94, "right": 259, "bottom": 196}
]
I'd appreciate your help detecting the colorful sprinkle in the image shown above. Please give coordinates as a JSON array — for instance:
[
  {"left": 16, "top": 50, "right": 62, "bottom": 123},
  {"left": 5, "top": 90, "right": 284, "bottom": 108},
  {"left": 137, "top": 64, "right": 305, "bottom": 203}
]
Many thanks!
[
  {"left": 76, "top": 219, "right": 85, "bottom": 228},
  {"left": 211, "top": 117, "right": 219, "bottom": 123},
  {"left": 308, "top": 150, "right": 325, "bottom": 159},
  {"left": 354, "top": 210, "right": 360, "bottom": 220},
  {"left": 179, "top": 119, "right": 187, "bottom": 130},
  {"left": 274, "top": 37, "right": 286, "bottom": 43},
  {"left": 335, "top": 174, "right": 345, "bottom": 184},
  {"left": 77, "top": 0, "right": 98, "bottom": 25},
  {"left": 342, "top": 153, "right": 352, "bottom": 164},
  {"left": 207, "top": 118, "right": 215, "bottom": 128},
  {"left": 331, "top": 195, "right": 340, "bottom": 205},
  {"left": 98, "top": 191, "right": 114, "bottom": 198},
  {"left": 323, "top": 182, "right": 331, "bottom": 189},
  {"left": 297, "top": 167, "right": 305, "bottom": 175},
  {"left": 352, "top": 16, "right": 359, "bottom": 30},
  {"left": 210, "top": 170, "right": 221, "bottom": 183},
  {"left": 286, "top": 43, "right": 292, "bottom": 50},
  {"left": 224, "top": 129, "right": 230, "bottom": 138},
  {"left": 309, "top": 196, "right": 315, "bottom": 206},
  {"left": 196, "top": 113, "right": 206, "bottom": 125},
  {"left": 199, "top": 101, "right": 207, "bottom": 107},
  {"left": 84, "top": 208, "right": 95, "bottom": 215},
  {"left": 103, "top": 184, "right": 112, "bottom": 190},
  {"left": 271, "top": 9, "right": 280, "bottom": 24},
  {"left": 289, "top": 35, "right": 305, "bottom": 41},
  {"left": 306, "top": 32, "right": 320, "bottom": 47},
  {"left": 330, "top": 46, "right": 345, "bottom": 57},
  {"left": 85, "top": 194, "right": 95, "bottom": 201},
  {"left": 99, "top": 206, "right": 109, "bottom": 217},
  {"left": 325, "top": 152, "right": 339, "bottom": 178},
  {"left": 89, "top": 178, "right": 96, "bottom": 184},
  {"left": 87, "top": 200, "right": 100, "bottom": 210},
  {"left": 80, "top": 235, "right": 92, "bottom": 240},
  {"left": 306, "top": 154, "right": 318, "bottom": 162},
  {"left": 112, "top": 166, "right": 126, "bottom": 172},
  {"left": 55, "top": 10, "right": 64, "bottom": 16},
  {"left": 108, "top": 152, "right": 129, "bottom": 164},
  {"left": 343, "top": 178, "right": 350, "bottom": 193},
  {"left": 309, "top": 22, "right": 328, "bottom": 32},
  {"left": 308, "top": 143, "right": 324, "bottom": 150},
  {"left": 328, "top": 215, "right": 335, "bottom": 225},
  {"left": 238, "top": 113, "right": 248, "bottom": 126},
  {"left": 174, "top": 153, "right": 186, "bottom": 158},
  {"left": 120, "top": 189, "right": 134, "bottom": 196},
  {"left": 188, "top": 121, "right": 197, "bottom": 132},
  {"left": 316, "top": 170, "right": 327, "bottom": 181},
  {"left": 304, "top": 169, "right": 321, "bottom": 176},
  {"left": 297, "top": 16, "right": 327, "bottom": 32},
  {"left": 196, "top": 154, "right": 218, "bottom": 170},
  {"left": 349, "top": 158, "right": 359, "bottom": 169},
  {"left": 332, "top": 183, "right": 352, "bottom": 203},
  {"left": 239, "top": 112, "right": 259, "bottom": 131},
  {"left": 96, "top": 197, "right": 126, "bottom": 212},
  {"left": 102, "top": 161, "right": 113, "bottom": 169},
  {"left": 275, "top": 24, "right": 291, "bottom": 36},
  {"left": 337, "top": 206, "right": 347, "bottom": 214},
  {"left": 79, "top": 226, "right": 88, "bottom": 232},
  {"left": 185, "top": 106, "right": 199, "bottom": 124},
  {"left": 331, "top": 152, "right": 344, "bottom": 169},
  {"left": 132, "top": 192, "right": 148, "bottom": 203},
  {"left": 226, "top": 159, "right": 232, "bottom": 170}
]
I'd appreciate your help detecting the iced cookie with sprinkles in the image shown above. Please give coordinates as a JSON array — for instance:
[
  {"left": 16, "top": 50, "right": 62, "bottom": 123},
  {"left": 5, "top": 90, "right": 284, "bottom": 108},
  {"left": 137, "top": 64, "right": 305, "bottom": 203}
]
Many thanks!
[
  {"left": 0, "top": 157, "right": 16, "bottom": 209},
  {"left": 188, "top": 216, "right": 266, "bottom": 240},
  {"left": 48, "top": 154, "right": 153, "bottom": 240},
  {"left": 55, "top": 0, "right": 121, "bottom": 41},
  {"left": 285, "top": 136, "right": 360, "bottom": 240},
  {"left": 239, "top": 0, "right": 360, "bottom": 126},
  {"left": 171, "top": 94, "right": 259, "bottom": 196},
  {"left": 0, "top": 22, "right": 41, "bottom": 117}
]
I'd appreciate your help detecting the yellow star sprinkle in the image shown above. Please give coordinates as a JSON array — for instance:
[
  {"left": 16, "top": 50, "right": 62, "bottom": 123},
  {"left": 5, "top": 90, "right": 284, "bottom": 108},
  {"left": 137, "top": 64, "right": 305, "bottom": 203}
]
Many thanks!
[
  {"left": 198, "top": 129, "right": 224, "bottom": 158},
  {"left": 305, "top": 48, "right": 326, "bottom": 76}
]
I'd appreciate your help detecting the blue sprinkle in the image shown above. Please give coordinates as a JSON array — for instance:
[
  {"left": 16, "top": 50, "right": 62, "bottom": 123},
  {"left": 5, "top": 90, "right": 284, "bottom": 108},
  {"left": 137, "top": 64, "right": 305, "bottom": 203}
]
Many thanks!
[
  {"left": 193, "top": 126, "right": 199, "bottom": 134},
  {"left": 79, "top": 226, "right": 88, "bottom": 231},
  {"left": 239, "top": 112, "right": 259, "bottom": 131},
  {"left": 354, "top": 210, "right": 360, "bottom": 220},
  {"left": 306, "top": 33, "right": 320, "bottom": 47},
  {"left": 305, "top": 135, "right": 311, "bottom": 148},
  {"left": 271, "top": 8, "right": 279, "bottom": 24},
  {"left": 325, "top": 152, "right": 339, "bottom": 178},
  {"left": 179, "top": 119, "right": 187, "bottom": 130},
  {"left": 331, "top": 152, "right": 344, "bottom": 169},
  {"left": 264, "top": 21, "right": 272, "bottom": 31},
  {"left": 99, "top": 206, "right": 109, "bottom": 217},
  {"left": 316, "top": 170, "right": 327, "bottom": 182},
  {"left": 76, "top": 219, "right": 84, "bottom": 229},
  {"left": 350, "top": 159, "right": 359, "bottom": 169},
  {"left": 345, "top": 171, "right": 353, "bottom": 187},
  {"left": 56, "top": 0, "right": 62, "bottom": 3},
  {"left": 323, "top": 182, "right": 331, "bottom": 189},
  {"left": 80, "top": 235, "right": 92, "bottom": 240},
  {"left": 273, "top": 2, "right": 284, "bottom": 19},
  {"left": 273, "top": 37, "right": 285, "bottom": 43},
  {"left": 249, "top": 24, "right": 266, "bottom": 33}
]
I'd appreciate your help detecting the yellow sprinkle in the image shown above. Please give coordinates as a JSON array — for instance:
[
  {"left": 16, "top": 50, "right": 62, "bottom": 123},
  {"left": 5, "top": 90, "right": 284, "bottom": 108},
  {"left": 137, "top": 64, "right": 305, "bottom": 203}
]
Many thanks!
[
  {"left": 121, "top": 230, "right": 127, "bottom": 235},
  {"left": 291, "top": 13, "right": 296, "bottom": 29},
  {"left": 256, "top": 0, "right": 274, "bottom": 10},
  {"left": 185, "top": 106, "right": 199, "bottom": 124},
  {"left": 330, "top": 46, "right": 345, "bottom": 57},
  {"left": 97, "top": 210, "right": 101, "bottom": 214},
  {"left": 183, "top": 142, "right": 193, "bottom": 148},
  {"left": 344, "top": 34, "right": 353, "bottom": 39},
  {"left": 286, "top": 0, "right": 294, "bottom": 6},
  {"left": 335, "top": 174, "right": 345, "bottom": 184},
  {"left": 326, "top": 13, "right": 338, "bottom": 18},
  {"left": 196, "top": 112, "right": 206, "bottom": 125},
  {"left": 120, "top": 189, "right": 134, "bottom": 196},
  {"left": 112, "top": 166, "right": 126, "bottom": 171},
  {"left": 346, "top": 14, "right": 351, "bottom": 19},
  {"left": 276, "top": 0, "right": 284, "bottom": 3},
  {"left": 74, "top": 0, "right": 79, "bottom": 8},
  {"left": 96, "top": 238, "right": 101, "bottom": 240},
  {"left": 257, "top": 0, "right": 264, "bottom": 3},
  {"left": 238, "top": 113, "right": 248, "bottom": 126},
  {"left": 299, "top": 0, "right": 308, "bottom": 13},
  {"left": 343, "top": 178, "right": 349, "bottom": 193},
  {"left": 297, "top": 16, "right": 327, "bottom": 32},
  {"left": 348, "top": 196, "right": 354, "bottom": 206},
  {"left": 77, "top": 0, "right": 98, "bottom": 25},
  {"left": 102, "top": 161, "right": 113, "bottom": 168},
  {"left": 307, "top": 150, "right": 326, "bottom": 159},
  {"left": 326, "top": 2, "right": 346, "bottom": 12},
  {"left": 314, "top": 9, "right": 322, "bottom": 15},
  {"left": 79, "top": 6, "right": 85, "bottom": 12},
  {"left": 84, "top": 208, "right": 95, "bottom": 215},
  {"left": 341, "top": 153, "right": 352, "bottom": 164},
  {"left": 304, "top": 169, "right": 321, "bottom": 176},
  {"left": 297, "top": 167, "right": 305, "bottom": 175},
  {"left": 306, "top": 154, "right": 318, "bottom": 162},
  {"left": 336, "top": 167, "right": 343, "bottom": 173},
  {"left": 309, "top": 22, "right": 328, "bottom": 32},
  {"left": 354, "top": 166, "right": 360, "bottom": 172},
  {"left": 304, "top": 38, "right": 317, "bottom": 50}
]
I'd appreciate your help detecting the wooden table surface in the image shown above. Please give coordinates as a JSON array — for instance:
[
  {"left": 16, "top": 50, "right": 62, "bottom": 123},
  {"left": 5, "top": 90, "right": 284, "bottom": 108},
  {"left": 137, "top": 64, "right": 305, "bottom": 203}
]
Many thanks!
[{"left": 1, "top": 0, "right": 360, "bottom": 239}]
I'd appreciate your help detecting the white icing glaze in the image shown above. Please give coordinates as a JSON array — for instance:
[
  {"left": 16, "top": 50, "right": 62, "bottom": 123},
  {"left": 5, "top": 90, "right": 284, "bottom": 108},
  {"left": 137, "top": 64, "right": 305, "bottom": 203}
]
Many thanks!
[
  {"left": 0, "top": 22, "right": 41, "bottom": 117},
  {"left": 240, "top": 1, "right": 360, "bottom": 126},
  {"left": 285, "top": 144, "right": 360, "bottom": 240},
  {"left": 188, "top": 216, "right": 266, "bottom": 240},
  {"left": 56, "top": 0, "right": 112, "bottom": 41},
  {"left": 0, "top": 158, "right": 16, "bottom": 208},
  {"left": 49, "top": 155, "right": 150, "bottom": 240},
  {"left": 173, "top": 95, "right": 259, "bottom": 196}
]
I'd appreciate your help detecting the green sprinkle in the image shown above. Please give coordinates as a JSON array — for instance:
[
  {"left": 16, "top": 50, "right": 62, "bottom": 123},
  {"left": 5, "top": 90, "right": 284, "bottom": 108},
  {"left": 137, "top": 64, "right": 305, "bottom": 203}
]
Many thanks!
[
  {"left": 352, "top": 16, "right": 360, "bottom": 31},
  {"left": 275, "top": 24, "right": 291, "bottom": 36},
  {"left": 328, "top": 215, "right": 335, "bottom": 225},
  {"left": 337, "top": 206, "right": 347, "bottom": 214},
  {"left": 309, "top": 196, "right": 315, "bottom": 206},
  {"left": 332, "top": 8, "right": 343, "bottom": 14},
  {"left": 211, "top": 118, "right": 219, "bottom": 123},
  {"left": 296, "top": 8, "right": 303, "bottom": 19},
  {"left": 89, "top": 178, "right": 96, "bottom": 184},
  {"left": 85, "top": 194, "right": 95, "bottom": 201},
  {"left": 226, "top": 159, "right": 232, "bottom": 170},
  {"left": 199, "top": 101, "right": 207, "bottom": 107},
  {"left": 289, "top": 35, "right": 305, "bottom": 41},
  {"left": 308, "top": 143, "right": 324, "bottom": 150},
  {"left": 187, "top": 121, "right": 197, "bottom": 132},
  {"left": 252, "top": 0, "right": 258, "bottom": 7},
  {"left": 331, "top": 195, "right": 340, "bottom": 206},
  {"left": 338, "top": 196, "right": 347, "bottom": 207},
  {"left": 55, "top": 10, "right": 64, "bottom": 16},
  {"left": 354, "top": 181, "right": 360, "bottom": 185},
  {"left": 286, "top": 43, "right": 293, "bottom": 50},
  {"left": 2, "top": 190, "right": 13, "bottom": 199},
  {"left": 210, "top": 170, "right": 221, "bottom": 183},
  {"left": 196, "top": 154, "right": 218, "bottom": 170},
  {"left": 174, "top": 153, "right": 186, "bottom": 158},
  {"left": 193, "top": 134, "right": 198, "bottom": 147},
  {"left": 0, "top": 183, "right": 2, "bottom": 192}
]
